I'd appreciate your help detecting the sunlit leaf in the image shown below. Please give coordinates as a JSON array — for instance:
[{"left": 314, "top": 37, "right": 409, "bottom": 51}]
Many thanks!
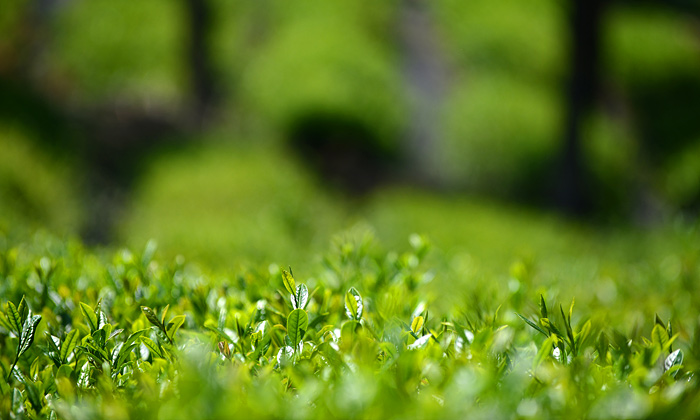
[
  {"left": 281, "top": 269, "right": 296, "bottom": 295},
  {"left": 277, "top": 346, "right": 294, "bottom": 366},
  {"left": 19, "top": 315, "right": 41, "bottom": 357},
  {"left": 411, "top": 316, "right": 424, "bottom": 335},
  {"left": 345, "top": 287, "right": 363, "bottom": 320},
  {"left": 161, "top": 304, "right": 170, "bottom": 326},
  {"left": 291, "top": 283, "right": 309, "bottom": 310},
  {"left": 407, "top": 334, "right": 431, "bottom": 350},
  {"left": 166, "top": 315, "right": 186, "bottom": 342},
  {"left": 664, "top": 349, "right": 683, "bottom": 378}
]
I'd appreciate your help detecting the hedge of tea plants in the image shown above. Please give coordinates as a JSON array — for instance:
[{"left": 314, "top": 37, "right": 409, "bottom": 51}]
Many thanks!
[{"left": 1, "top": 233, "right": 699, "bottom": 419}]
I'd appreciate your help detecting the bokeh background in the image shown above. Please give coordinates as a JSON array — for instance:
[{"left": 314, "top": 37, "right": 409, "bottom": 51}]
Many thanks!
[{"left": 1, "top": 0, "right": 700, "bottom": 277}]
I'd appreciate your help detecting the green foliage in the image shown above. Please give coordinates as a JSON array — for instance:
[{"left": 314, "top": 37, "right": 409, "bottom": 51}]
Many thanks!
[
  {"left": 118, "top": 143, "right": 347, "bottom": 270},
  {"left": 439, "top": 75, "right": 560, "bottom": 195},
  {"left": 1, "top": 232, "right": 700, "bottom": 419},
  {"left": 51, "top": 0, "right": 184, "bottom": 103},
  {"left": 0, "top": 126, "right": 82, "bottom": 234},
  {"left": 431, "top": 0, "right": 564, "bottom": 195},
  {"left": 240, "top": 0, "right": 405, "bottom": 153}
]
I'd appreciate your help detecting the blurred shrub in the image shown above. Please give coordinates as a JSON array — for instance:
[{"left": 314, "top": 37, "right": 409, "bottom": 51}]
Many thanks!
[
  {"left": 434, "top": 0, "right": 565, "bottom": 82},
  {"left": 605, "top": 6, "right": 700, "bottom": 209},
  {"left": 581, "top": 112, "right": 639, "bottom": 218},
  {"left": 118, "top": 141, "right": 346, "bottom": 269},
  {"left": 0, "top": 126, "right": 82, "bottom": 234},
  {"left": 439, "top": 73, "right": 561, "bottom": 197},
  {"left": 662, "top": 140, "right": 700, "bottom": 208},
  {"left": 431, "top": 0, "right": 565, "bottom": 197},
  {"left": 50, "top": 0, "right": 184, "bottom": 104},
  {"left": 605, "top": 7, "right": 700, "bottom": 87},
  {"left": 0, "top": 0, "right": 25, "bottom": 71},
  {"left": 241, "top": 2, "right": 406, "bottom": 157}
]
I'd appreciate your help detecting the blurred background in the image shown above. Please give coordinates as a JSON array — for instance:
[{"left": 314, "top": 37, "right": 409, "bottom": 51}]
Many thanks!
[{"left": 1, "top": 0, "right": 700, "bottom": 273}]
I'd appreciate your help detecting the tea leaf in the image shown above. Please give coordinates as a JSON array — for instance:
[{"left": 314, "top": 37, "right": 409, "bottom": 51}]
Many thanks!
[
  {"left": 539, "top": 295, "right": 548, "bottom": 319},
  {"left": 516, "top": 313, "right": 548, "bottom": 337},
  {"left": 664, "top": 349, "right": 683, "bottom": 377},
  {"left": 19, "top": 315, "right": 41, "bottom": 357},
  {"left": 651, "top": 324, "right": 670, "bottom": 351},
  {"left": 411, "top": 316, "right": 424, "bottom": 335},
  {"left": 281, "top": 269, "right": 296, "bottom": 295},
  {"left": 79, "top": 303, "right": 98, "bottom": 333},
  {"left": 407, "top": 334, "right": 431, "bottom": 350},
  {"left": 141, "top": 306, "right": 163, "bottom": 330},
  {"left": 60, "top": 330, "right": 80, "bottom": 363},
  {"left": 6, "top": 301, "right": 22, "bottom": 336},
  {"left": 287, "top": 309, "right": 308, "bottom": 350},
  {"left": 560, "top": 305, "right": 576, "bottom": 355},
  {"left": 534, "top": 335, "right": 558, "bottom": 368},
  {"left": 17, "top": 297, "right": 28, "bottom": 327},
  {"left": 166, "top": 315, "right": 186, "bottom": 342},
  {"left": 0, "top": 312, "right": 14, "bottom": 334},
  {"left": 141, "top": 337, "right": 162, "bottom": 359},
  {"left": 291, "top": 283, "right": 309, "bottom": 310},
  {"left": 161, "top": 304, "right": 170, "bottom": 326},
  {"left": 345, "top": 287, "right": 363, "bottom": 320},
  {"left": 277, "top": 346, "right": 294, "bottom": 366}
]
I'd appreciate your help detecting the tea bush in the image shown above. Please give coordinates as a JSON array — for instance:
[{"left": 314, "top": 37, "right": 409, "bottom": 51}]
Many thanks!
[{"left": 1, "top": 230, "right": 699, "bottom": 419}]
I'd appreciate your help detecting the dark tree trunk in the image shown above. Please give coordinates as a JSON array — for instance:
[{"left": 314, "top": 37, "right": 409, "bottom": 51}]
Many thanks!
[
  {"left": 398, "top": 0, "right": 448, "bottom": 186},
  {"left": 185, "top": 0, "right": 216, "bottom": 126},
  {"left": 556, "top": 0, "right": 605, "bottom": 216}
]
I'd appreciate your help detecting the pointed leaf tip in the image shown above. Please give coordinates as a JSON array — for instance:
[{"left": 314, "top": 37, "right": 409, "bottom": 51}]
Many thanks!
[
  {"left": 539, "top": 295, "right": 548, "bottom": 319},
  {"left": 281, "top": 270, "right": 296, "bottom": 295},
  {"left": 291, "top": 283, "right": 309, "bottom": 310},
  {"left": 345, "top": 287, "right": 363, "bottom": 320}
]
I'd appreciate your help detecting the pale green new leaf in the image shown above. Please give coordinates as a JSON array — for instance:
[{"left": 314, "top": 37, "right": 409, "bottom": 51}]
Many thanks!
[
  {"left": 166, "top": 315, "right": 186, "bottom": 342},
  {"left": 142, "top": 337, "right": 162, "bottom": 359},
  {"left": 534, "top": 335, "right": 558, "bottom": 368},
  {"left": 161, "top": 304, "right": 170, "bottom": 326},
  {"left": 651, "top": 324, "right": 670, "bottom": 351},
  {"left": 411, "top": 316, "right": 424, "bottom": 335},
  {"left": 282, "top": 269, "right": 296, "bottom": 295},
  {"left": 291, "top": 284, "right": 309, "bottom": 310}
]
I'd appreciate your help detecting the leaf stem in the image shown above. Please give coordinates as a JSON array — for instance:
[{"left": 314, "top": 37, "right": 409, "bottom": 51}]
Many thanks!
[{"left": 6, "top": 353, "right": 18, "bottom": 382}]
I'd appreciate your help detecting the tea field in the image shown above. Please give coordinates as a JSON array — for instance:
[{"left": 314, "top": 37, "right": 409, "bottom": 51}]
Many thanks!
[{"left": 1, "top": 224, "right": 700, "bottom": 419}]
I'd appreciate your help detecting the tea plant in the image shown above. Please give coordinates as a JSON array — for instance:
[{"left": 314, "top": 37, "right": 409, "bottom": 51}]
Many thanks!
[{"left": 0, "top": 234, "right": 699, "bottom": 419}]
